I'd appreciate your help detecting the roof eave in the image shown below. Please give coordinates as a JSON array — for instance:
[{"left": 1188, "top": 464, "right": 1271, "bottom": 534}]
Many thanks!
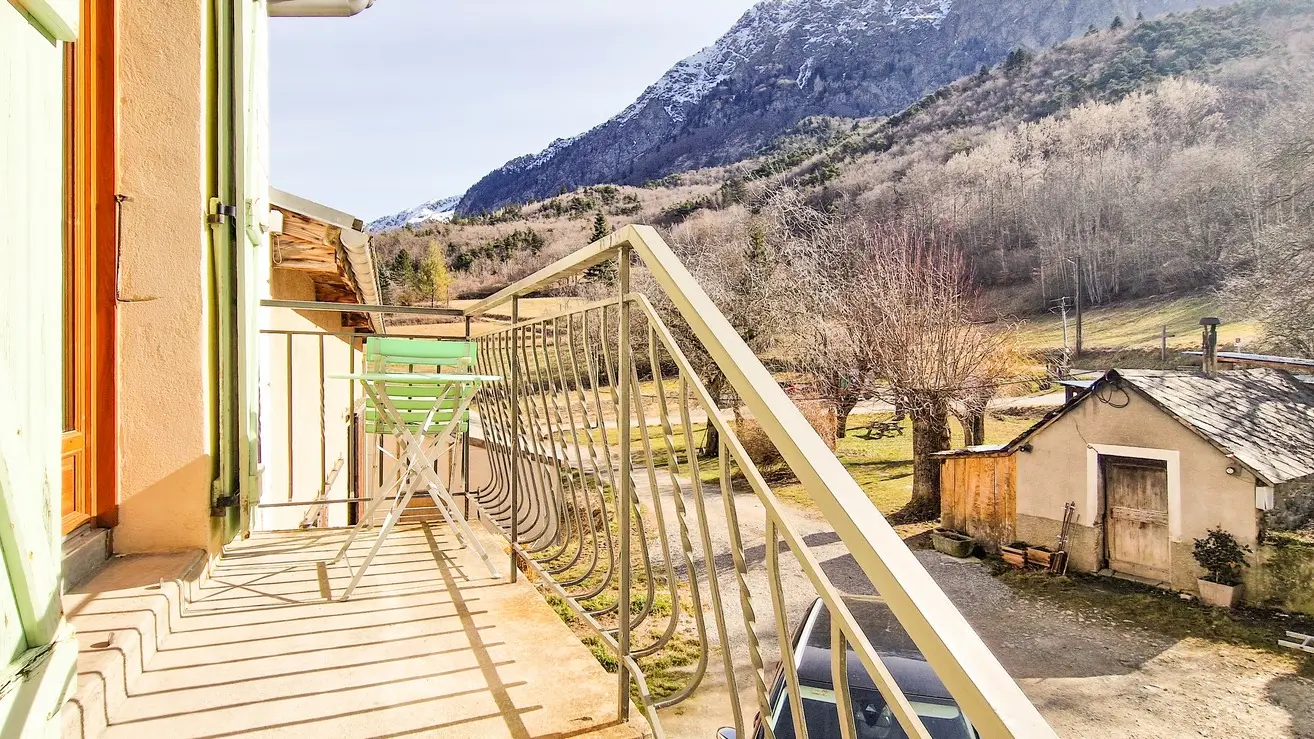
[
  {"left": 340, "top": 227, "right": 384, "bottom": 333},
  {"left": 270, "top": 189, "right": 383, "bottom": 333}
]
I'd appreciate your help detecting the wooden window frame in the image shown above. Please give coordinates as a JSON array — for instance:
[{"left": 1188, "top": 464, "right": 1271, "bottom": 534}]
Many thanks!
[{"left": 61, "top": 0, "right": 117, "bottom": 535}]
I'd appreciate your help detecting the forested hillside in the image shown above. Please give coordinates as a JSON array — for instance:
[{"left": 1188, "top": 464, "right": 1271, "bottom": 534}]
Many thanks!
[{"left": 737, "top": 0, "right": 1314, "bottom": 314}]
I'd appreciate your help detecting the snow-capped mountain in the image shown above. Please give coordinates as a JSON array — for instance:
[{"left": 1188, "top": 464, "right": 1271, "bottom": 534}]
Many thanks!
[
  {"left": 367, "top": 195, "right": 461, "bottom": 232},
  {"left": 458, "top": 0, "right": 1210, "bottom": 215}
]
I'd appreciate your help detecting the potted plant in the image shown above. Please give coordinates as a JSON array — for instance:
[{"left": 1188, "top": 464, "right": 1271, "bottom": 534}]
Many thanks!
[
  {"left": 931, "top": 528, "right": 975, "bottom": 558},
  {"left": 1193, "top": 527, "right": 1251, "bottom": 607},
  {"left": 1000, "top": 541, "right": 1028, "bottom": 568}
]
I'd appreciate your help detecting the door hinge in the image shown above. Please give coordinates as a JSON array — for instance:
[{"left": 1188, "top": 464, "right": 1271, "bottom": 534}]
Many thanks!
[
  {"left": 207, "top": 197, "right": 238, "bottom": 225},
  {"left": 211, "top": 479, "right": 239, "bottom": 517}
]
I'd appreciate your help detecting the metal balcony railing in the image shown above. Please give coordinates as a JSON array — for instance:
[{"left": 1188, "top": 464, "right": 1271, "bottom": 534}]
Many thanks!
[
  {"left": 254, "top": 322, "right": 474, "bottom": 532},
  {"left": 463, "top": 225, "right": 1056, "bottom": 739}
]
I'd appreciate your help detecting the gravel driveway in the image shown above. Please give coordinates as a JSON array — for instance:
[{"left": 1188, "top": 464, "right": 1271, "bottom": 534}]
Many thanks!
[
  {"left": 640, "top": 474, "right": 1314, "bottom": 738},
  {"left": 912, "top": 550, "right": 1314, "bottom": 738}
]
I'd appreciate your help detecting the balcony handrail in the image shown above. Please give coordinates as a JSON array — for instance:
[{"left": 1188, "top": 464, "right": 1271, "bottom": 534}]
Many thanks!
[
  {"left": 464, "top": 224, "right": 1054, "bottom": 739},
  {"left": 262, "top": 298, "right": 466, "bottom": 317}
]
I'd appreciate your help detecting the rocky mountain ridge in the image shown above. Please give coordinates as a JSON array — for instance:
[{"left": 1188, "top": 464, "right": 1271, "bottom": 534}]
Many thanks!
[
  {"left": 367, "top": 195, "right": 461, "bottom": 232},
  {"left": 451, "top": 0, "right": 1215, "bottom": 215}
]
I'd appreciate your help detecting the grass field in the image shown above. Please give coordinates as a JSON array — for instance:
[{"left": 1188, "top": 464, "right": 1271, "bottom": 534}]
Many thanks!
[
  {"left": 770, "top": 411, "right": 1040, "bottom": 513},
  {"left": 1014, "top": 293, "right": 1259, "bottom": 352}
]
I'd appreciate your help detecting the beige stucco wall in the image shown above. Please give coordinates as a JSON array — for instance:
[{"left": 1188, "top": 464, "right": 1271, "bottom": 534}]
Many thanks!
[
  {"left": 1016, "top": 387, "right": 1261, "bottom": 591},
  {"left": 259, "top": 271, "right": 359, "bottom": 530},
  {"left": 113, "top": 0, "right": 216, "bottom": 554}
]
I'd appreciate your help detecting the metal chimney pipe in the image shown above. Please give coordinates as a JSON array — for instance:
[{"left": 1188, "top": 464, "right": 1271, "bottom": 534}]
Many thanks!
[
  {"left": 1200, "top": 317, "right": 1221, "bottom": 378},
  {"left": 268, "top": 0, "right": 374, "bottom": 17}
]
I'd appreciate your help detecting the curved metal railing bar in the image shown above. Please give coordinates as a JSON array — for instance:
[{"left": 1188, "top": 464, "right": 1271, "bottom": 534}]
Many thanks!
[{"left": 462, "top": 225, "right": 1056, "bottom": 739}]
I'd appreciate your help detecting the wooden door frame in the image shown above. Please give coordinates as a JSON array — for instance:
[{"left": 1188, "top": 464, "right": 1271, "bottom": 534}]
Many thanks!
[
  {"left": 1085, "top": 443, "right": 1181, "bottom": 549},
  {"left": 62, "top": 0, "right": 118, "bottom": 534},
  {"left": 1099, "top": 455, "right": 1170, "bottom": 574}
]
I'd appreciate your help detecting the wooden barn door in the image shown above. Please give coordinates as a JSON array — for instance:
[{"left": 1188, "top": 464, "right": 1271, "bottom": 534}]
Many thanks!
[{"left": 1103, "top": 456, "right": 1170, "bottom": 581}]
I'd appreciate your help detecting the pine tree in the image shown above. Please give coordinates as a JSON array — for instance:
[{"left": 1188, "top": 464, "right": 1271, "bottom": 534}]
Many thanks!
[
  {"left": 720, "top": 177, "right": 748, "bottom": 206},
  {"left": 389, "top": 249, "right": 417, "bottom": 301},
  {"left": 1110, "top": 15, "right": 1124, "bottom": 30},
  {"left": 745, "top": 226, "right": 768, "bottom": 266},
  {"left": 590, "top": 211, "right": 609, "bottom": 243},
  {"left": 391, "top": 248, "right": 414, "bottom": 278},
  {"left": 584, "top": 212, "right": 617, "bottom": 284},
  {"left": 1136, "top": 11, "right": 1145, "bottom": 21},
  {"left": 377, "top": 261, "right": 394, "bottom": 302},
  {"left": 1004, "top": 48, "right": 1033, "bottom": 72}
]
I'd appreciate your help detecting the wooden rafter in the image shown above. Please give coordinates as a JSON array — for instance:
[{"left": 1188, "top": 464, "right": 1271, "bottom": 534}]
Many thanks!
[{"left": 272, "top": 203, "right": 374, "bottom": 330}]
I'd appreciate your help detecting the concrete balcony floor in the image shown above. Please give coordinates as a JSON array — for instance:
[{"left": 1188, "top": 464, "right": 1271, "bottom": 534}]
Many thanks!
[{"left": 97, "top": 522, "right": 643, "bottom": 739}]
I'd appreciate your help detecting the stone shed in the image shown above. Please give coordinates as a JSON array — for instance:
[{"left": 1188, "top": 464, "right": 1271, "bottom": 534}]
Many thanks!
[{"left": 941, "top": 367, "right": 1314, "bottom": 601}]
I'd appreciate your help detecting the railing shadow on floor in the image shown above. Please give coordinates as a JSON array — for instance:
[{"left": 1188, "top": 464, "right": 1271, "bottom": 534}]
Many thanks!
[{"left": 92, "top": 523, "right": 631, "bottom": 739}]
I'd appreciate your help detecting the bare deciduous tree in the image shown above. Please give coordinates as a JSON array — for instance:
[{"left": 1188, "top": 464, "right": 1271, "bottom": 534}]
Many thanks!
[
  {"left": 640, "top": 205, "right": 803, "bottom": 457},
  {"left": 1224, "top": 88, "right": 1314, "bottom": 355},
  {"left": 1225, "top": 222, "right": 1314, "bottom": 355},
  {"left": 843, "top": 225, "right": 1020, "bottom": 519},
  {"left": 775, "top": 194, "right": 878, "bottom": 437}
]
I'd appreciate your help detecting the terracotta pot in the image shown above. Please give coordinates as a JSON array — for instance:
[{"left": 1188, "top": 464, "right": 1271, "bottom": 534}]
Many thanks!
[
  {"left": 1000, "top": 545, "right": 1027, "bottom": 568},
  {"left": 1026, "top": 546, "right": 1054, "bottom": 567},
  {"left": 1197, "top": 579, "right": 1244, "bottom": 608},
  {"left": 932, "top": 530, "right": 975, "bottom": 558}
]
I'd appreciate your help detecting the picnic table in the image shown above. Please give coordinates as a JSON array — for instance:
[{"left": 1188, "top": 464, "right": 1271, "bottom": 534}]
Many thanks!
[{"left": 861, "top": 414, "right": 906, "bottom": 440}]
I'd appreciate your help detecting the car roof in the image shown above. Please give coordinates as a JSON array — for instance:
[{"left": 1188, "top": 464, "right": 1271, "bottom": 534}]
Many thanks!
[{"left": 795, "top": 597, "right": 954, "bottom": 701}]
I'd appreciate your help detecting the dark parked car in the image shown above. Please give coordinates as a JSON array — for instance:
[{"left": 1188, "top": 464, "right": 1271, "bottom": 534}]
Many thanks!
[{"left": 718, "top": 596, "right": 978, "bottom": 739}]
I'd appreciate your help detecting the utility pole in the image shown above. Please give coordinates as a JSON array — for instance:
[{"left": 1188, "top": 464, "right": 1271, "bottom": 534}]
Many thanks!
[
  {"left": 1049, "top": 297, "right": 1072, "bottom": 355},
  {"left": 1049, "top": 296, "right": 1073, "bottom": 380},
  {"left": 1161, "top": 325, "right": 1168, "bottom": 362}
]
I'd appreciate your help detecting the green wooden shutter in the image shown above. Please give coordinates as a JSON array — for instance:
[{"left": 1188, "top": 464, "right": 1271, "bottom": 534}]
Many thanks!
[
  {"left": 0, "top": 2, "right": 82, "bottom": 734},
  {"left": 229, "top": 0, "right": 270, "bottom": 539}
]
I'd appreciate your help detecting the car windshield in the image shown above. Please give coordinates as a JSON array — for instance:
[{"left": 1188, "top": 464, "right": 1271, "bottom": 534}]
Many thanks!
[{"left": 768, "top": 683, "right": 978, "bottom": 739}]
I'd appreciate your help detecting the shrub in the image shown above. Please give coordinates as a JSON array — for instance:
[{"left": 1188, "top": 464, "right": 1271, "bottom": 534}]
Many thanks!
[
  {"left": 734, "top": 400, "right": 837, "bottom": 466},
  {"left": 1193, "top": 527, "right": 1251, "bottom": 585},
  {"left": 1265, "top": 481, "right": 1314, "bottom": 536},
  {"left": 657, "top": 196, "right": 714, "bottom": 225}
]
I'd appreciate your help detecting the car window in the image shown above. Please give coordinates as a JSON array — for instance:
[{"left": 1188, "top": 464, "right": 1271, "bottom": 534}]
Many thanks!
[
  {"left": 769, "top": 684, "right": 977, "bottom": 739},
  {"left": 807, "top": 599, "right": 923, "bottom": 657}
]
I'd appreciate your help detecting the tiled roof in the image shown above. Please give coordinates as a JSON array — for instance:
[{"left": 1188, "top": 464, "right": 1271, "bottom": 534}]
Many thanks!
[{"left": 1112, "top": 368, "right": 1314, "bottom": 485}]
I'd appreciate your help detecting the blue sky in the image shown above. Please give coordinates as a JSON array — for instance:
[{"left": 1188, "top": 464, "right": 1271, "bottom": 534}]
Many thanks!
[{"left": 270, "top": 1, "right": 760, "bottom": 221}]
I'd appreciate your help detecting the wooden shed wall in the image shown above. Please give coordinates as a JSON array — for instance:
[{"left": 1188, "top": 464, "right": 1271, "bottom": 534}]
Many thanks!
[{"left": 940, "top": 454, "right": 1017, "bottom": 552}]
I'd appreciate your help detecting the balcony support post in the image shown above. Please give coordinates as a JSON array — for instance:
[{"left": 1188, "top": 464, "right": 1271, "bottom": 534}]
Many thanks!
[
  {"left": 463, "top": 315, "right": 472, "bottom": 519},
  {"left": 616, "top": 246, "right": 633, "bottom": 721},
  {"left": 509, "top": 296, "right": 520, "bottom": 583}
]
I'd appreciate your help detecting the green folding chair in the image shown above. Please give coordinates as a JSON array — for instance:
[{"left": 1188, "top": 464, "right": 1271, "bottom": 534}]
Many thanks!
[{"left": 325, "top": 338, "right": 500, "bottom": 600}]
